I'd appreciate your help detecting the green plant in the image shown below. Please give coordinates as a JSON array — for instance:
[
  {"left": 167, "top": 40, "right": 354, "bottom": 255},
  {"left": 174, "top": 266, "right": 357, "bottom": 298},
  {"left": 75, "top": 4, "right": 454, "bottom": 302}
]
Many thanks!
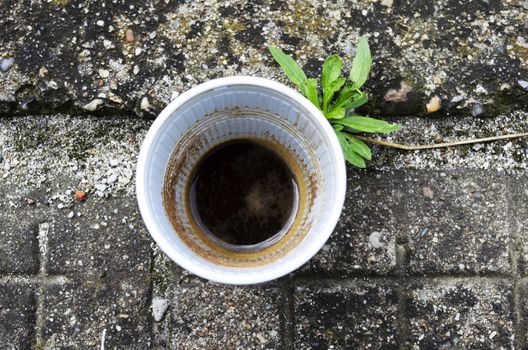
[{"left": 268, "top": 37, "right": 402, "bottom": 168}]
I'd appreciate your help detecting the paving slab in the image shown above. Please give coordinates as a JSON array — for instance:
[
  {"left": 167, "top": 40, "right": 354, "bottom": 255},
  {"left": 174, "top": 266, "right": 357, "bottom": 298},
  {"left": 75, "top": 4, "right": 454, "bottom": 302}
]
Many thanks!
[
  {"left": 46, "top": 197, "right": 152, "bottom": 277},
  {"left": 42, "top": 275, "right": 151, "bottom": 349},
  {"left": 406, "top": 279, "right": 514, "bottom": 349},
  {"left": 0, "top": 113, "right": 527, "bottom": 349},
  {"left": 400, "top": 170, "right": 513, "bottom": 275},
  {"left": 0, "top": 283, "right": 37, "bottom": 349},
  {"left": 302, "top": 169, "right": 516, "bottom": 277},
  {"left": 0, "top": 207, "right": 41, "bottom": 274},
  {"left": 152, "top": 280, "right": 283, "bottom": 349},
  {"left": 516, "top": 280, "right": 528, "bottom": 349},
  {"left": 294, "top": 281, "right": 399, "bottom": 349},
  {"left": 1, "top": 0, "right": 526, "bottom": 117}
]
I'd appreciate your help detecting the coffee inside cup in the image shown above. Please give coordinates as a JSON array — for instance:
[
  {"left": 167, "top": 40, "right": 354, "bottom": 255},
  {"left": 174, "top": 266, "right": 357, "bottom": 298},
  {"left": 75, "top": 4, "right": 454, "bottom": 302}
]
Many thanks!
[
  {"left": 187, "top": 138, "right": 299, "bottom": 247},
  {"left": 162, "top": 108, "right": 319, "bottom": 267}
]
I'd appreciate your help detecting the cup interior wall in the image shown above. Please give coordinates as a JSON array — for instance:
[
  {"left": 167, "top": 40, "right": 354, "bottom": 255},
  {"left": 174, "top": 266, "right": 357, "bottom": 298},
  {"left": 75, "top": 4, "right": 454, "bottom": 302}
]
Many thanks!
[{"left": 143, "top": 84, "right": 342, "bottom": 269}]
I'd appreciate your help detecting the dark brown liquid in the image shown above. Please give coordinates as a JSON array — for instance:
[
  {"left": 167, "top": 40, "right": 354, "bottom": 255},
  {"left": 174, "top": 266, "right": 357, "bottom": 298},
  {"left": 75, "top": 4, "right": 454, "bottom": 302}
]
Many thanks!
[{"left": 189, "top": 140, "right": 297, "bottom": 246}]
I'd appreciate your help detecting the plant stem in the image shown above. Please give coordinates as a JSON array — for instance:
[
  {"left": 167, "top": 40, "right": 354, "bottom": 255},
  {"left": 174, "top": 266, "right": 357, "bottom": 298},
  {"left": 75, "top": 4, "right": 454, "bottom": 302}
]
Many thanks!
[{"left": 355, "top": 132, "right": 528, "bottom": 151}]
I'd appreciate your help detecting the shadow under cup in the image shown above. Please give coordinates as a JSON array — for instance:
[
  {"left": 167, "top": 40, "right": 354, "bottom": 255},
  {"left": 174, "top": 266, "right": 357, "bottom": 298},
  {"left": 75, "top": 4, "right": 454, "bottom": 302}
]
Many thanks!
[{"left": 138, "top": 79, "right": 345, "bottom": 282}]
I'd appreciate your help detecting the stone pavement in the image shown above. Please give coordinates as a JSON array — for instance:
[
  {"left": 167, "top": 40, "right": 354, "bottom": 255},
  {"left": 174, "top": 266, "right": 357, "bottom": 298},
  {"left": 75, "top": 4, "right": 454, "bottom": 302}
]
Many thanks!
[
  {"left": 1, "top": 0, "right": 528, "bottom": 349},
  {"left": 1, "top": 0, "right": 527, "bottom": 118},
  {"left": 0, "top": 112, "right": 527, "bottom": 349}
]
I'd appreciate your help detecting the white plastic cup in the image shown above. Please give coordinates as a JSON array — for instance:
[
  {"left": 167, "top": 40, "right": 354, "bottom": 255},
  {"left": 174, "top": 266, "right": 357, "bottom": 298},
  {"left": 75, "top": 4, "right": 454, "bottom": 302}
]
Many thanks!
[{"left": 136, "top": 76, "right": 346, "bottom": 285}]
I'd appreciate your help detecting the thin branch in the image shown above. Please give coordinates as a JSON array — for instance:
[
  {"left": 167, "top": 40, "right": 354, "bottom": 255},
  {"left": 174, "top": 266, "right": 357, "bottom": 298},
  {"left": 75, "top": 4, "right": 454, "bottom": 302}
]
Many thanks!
[{"left": 355, "top": 132, "right": 528, "bottom": 151}]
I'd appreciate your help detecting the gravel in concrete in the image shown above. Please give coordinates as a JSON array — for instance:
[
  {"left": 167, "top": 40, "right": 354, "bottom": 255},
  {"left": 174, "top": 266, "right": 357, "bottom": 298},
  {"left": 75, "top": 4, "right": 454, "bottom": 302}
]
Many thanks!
[
  {"left": 294, "top": 281, "right": 399, "bottom": 349},
  {"left": 407, "top": 279, "right": 514, "bottom": 349},
  {"left": 0, "top": 283, "right": 37, "bottom": 349},
  {"left": 153, "top": 281, "right": 283, "bottom": 349}
]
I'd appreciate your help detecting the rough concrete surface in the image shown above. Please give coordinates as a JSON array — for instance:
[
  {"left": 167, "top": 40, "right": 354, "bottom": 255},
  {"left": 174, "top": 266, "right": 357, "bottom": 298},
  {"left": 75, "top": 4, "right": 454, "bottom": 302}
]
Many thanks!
[
  {"left": 1, "top": 0, "right": 528, "bottom": 349},
  {"left": 294, "top": 281, "right": 399, "bottom": 349},
  {"left": 1, "top": 112, "right": 527, "bottom": 349},
  {"left": 0, "top": 0, "right": 527, "bottom": 117}
]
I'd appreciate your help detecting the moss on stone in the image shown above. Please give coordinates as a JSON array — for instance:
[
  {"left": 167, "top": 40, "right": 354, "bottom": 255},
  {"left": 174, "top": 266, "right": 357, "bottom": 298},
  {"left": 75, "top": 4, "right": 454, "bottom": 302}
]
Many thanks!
[{"left": 50, "top": 0, "right": 71, "bottom": 6}]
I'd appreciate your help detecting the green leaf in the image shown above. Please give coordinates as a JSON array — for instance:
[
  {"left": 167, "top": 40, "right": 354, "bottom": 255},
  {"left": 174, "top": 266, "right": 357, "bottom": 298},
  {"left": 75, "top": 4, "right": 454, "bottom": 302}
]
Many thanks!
[
  {"left": 343, "top": 91, "right": 368, "bottom": 110},
  {"left": 325, "top": 107, "right": 345, "bottom": 119},
  {"left": 322, "top": 55, "right": 342, "bottom": 87},
  {"left": 350, "top": 36, "right": 372, "bottom": 90},
  {"left": 306, "top": 78, "right": 321, "bottom": 110},
  {"left": 323, "top": 78, "right": 345, "bottom": 113},
  {"left": 336, "top": 131, "right": 366, "bottom": 168},
  {"left": 322, "top": 55, "right": 342, "bottom": 112},
  {"left": 334, "top": 116, "right": 403, "bottom": 133},
  {"left": 268, "top": 45, "right": 308, "bottom": 95},
  {"left": 332, "top": 124, "right": 344, "bottom": 131},
  {"left": 343, "top": 133, "right": 372, "bottom": 160},
  {"left": 332, "top": 83, "right": 357, "bottom": 110}
]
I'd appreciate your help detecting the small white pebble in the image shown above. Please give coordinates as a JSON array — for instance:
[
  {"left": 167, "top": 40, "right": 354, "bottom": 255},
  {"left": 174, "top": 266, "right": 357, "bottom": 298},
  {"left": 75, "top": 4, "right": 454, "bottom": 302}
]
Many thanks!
[
  {"left": 103, "top": 39, "right": 114, "bottom": 49},
  {"left": 98, "top": 69, "right": 110, "bottom": 78},
  {"left": 83, "top": 99, "right": 103, "bottom": 111},
  {"left": 256, "top": 333, "right": 267, "bottom": 344},
  {"left": 489, "top": 331, "right": 497, "bottom": 339},
  {"left": 152, "top": 298, "right": 169, "bottom": 322},
  {"left": 369, "top": 231, "right": 384, "bottom": 249},
  {"left": 0, "top": 57, "right": 14, "bottom": 72},
  {"left": 96, "top": 20, "right": 104, "bottom": 27},
  {"left": 68, "top": 211, "right": 74, "bottom": 219},
  {"left": 475, "top": 84, "right": 488, "bottom": 94},
  {"left": 140, "top": 97, "right": 150, "bottom": 111},
  {"left": 107, "top": 174, "right": 118, "bottom": 184}
]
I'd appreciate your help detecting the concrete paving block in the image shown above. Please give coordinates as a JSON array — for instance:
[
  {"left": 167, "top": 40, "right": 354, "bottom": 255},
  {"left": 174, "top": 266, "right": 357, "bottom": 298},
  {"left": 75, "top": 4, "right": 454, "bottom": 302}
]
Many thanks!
[
  {"left": 46, "top": 198, "right": 152, "bottom": 277},
  {"left": 42, "top": 275, "right": 151, "bottom": 349},
  {"left": 0, "top": 188, "right": 45, "bottom": 274},
  {"left": 153, "top": 281, "right": 283, "bottom": 349},
  {"left": 401, "top": 170, "right": 512, "bottom": 275},
  {"left": 407, "top": 279, "right": 513, "bottom": 349},
  {"left": 294, "top": 281, "right": 399, "bottom": 349},
  {"left": 0, "top": 283, "right": 37, "bottom": 349}
]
